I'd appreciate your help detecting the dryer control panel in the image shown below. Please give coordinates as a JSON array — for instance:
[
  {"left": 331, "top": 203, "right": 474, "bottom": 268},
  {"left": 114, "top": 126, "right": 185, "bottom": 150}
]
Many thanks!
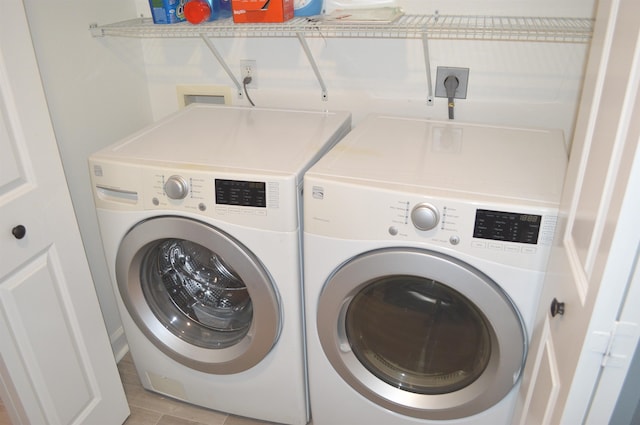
[{"left": 304, "top": 177, "right": 559, "bottom": 271}]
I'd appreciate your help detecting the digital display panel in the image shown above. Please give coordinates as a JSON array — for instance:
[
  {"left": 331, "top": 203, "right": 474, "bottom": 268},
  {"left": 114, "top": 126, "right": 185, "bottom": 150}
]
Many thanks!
[
  {"left": 473, "top": 209, "right": 541, "bottom": 244},
  {"left": 215, "top": 179, "right": 266, "bottom": 208}
]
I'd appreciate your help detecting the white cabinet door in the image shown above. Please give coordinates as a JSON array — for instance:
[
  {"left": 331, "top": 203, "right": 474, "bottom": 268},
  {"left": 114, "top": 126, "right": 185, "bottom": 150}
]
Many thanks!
[
  {"left": 0, "top": 0, "right": 130, "bottom": 423},
  {"left": 513, "top": 0, "right": 640, "bottom": 423}
]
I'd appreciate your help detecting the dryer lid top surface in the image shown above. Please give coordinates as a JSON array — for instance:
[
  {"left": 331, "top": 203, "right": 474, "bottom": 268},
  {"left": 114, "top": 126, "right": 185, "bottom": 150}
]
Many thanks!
[
  {"left": 307, "top": 114, "right": 568, "bottom": 205},
  {"left": 92, "top": 104, "right": 351, "bottom": 179}
]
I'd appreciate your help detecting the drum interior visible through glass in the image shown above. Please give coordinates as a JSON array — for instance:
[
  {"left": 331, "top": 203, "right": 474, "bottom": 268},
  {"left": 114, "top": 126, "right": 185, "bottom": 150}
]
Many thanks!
[
  {"left": 345, "top": 275, "right": 492, "bottom": 394},
  {"left": 141, "top": 238, "right": 253, "bottom": 348}
]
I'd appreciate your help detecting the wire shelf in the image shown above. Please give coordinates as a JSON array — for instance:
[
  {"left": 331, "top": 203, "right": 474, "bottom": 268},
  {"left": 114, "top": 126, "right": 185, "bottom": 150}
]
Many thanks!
[
  {"left": 92, "top": 15, "right": 593, "bottom": 43},
  {"left": 426, "top": 15, "right": 593, "bottom": 43}
]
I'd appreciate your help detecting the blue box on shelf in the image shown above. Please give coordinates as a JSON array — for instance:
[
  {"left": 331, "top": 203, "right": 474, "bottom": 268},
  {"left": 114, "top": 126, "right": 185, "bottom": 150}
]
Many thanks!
[{"left": 148, "top": 0, "right": 186, "bottom": 24}]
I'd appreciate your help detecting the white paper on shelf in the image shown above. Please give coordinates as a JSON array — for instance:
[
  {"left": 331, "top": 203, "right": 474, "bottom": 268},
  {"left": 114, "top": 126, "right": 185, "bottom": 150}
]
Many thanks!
[
  {"left": 319, "top": 6, "right": 404, "bottom": 22},
  {"left": 323, "top": 0, "right": 398, "bottom": 14}
]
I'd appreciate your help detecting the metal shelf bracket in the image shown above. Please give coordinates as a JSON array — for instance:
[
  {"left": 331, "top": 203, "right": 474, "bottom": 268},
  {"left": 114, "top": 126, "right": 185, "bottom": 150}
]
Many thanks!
[
  {"left": 89, "top": 23, "right": 104, "bottom": 37},
  {"left": 296, "top": 33, "right": 328, "bottom": 101},
  {"left": 200, "top": 35, "right": 244, "bottom": 98},
  {"left": 422, "top": 33, "right": 434, "bottom": 105}
]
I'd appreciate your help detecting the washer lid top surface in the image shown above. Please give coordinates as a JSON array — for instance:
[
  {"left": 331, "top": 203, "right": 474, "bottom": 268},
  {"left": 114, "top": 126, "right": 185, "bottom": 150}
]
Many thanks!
[
  {"left": 308, "top": 114, "right": 567, "bottom": 205},
  {"left": 93, "top": 104, "right": 351, "bottom": 178}
]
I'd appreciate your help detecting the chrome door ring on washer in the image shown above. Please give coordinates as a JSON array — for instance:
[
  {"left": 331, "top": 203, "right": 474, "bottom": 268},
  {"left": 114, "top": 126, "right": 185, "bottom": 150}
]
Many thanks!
[
  {"left": 116, "top": 216, "right": 280, "bottom": 374},
  {"left": 317, "top": 247, "right": 526, "bottom": 420}
]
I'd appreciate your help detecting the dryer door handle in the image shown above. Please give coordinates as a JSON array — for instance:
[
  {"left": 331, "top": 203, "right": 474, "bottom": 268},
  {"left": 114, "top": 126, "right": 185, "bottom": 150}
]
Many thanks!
[
  {"left": 550, "top": 298, "right": 565, "bottom": 317},
  {"left": 12, "top": 224, "right": 26, "bottom": 239}
]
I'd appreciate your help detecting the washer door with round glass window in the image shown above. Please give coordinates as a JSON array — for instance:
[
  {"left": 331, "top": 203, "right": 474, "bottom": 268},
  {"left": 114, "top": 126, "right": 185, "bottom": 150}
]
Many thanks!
[
  {"left": 115, "top": 216, "right": 280, "bottom": 374},
  {"left": 317, "top": 248, "right": 526, "bottom": 420}
]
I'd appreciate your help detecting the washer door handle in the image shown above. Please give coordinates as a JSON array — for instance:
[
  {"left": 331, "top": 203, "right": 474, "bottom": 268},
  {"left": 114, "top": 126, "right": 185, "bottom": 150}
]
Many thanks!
[{"left": 550, "top": 298, "right": 565, "bottom": 317}]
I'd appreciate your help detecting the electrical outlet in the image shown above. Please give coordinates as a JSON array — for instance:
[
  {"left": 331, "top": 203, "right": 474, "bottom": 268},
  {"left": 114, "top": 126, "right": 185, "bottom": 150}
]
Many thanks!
[
  {"left": 240, "top": 59, "right": 258, "bottom": 88},
  {"left": 435, "top": 67, "right": 469, "bottom": 99}
]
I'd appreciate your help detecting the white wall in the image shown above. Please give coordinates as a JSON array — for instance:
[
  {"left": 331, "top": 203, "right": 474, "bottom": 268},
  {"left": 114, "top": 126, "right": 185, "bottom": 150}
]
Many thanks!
[
  {"left": 24, "top": 0, "right": 594, "bottom": 358},
  {"left": 134, "top": 0, "right": 595, "bottom": 141}
]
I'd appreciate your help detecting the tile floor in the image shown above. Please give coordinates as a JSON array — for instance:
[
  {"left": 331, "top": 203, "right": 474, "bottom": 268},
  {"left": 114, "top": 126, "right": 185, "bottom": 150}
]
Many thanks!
[
  {"left": 118, "top": 353, "right": 285, "bottom": 425},
  {"left": 0, "top": 399, "right": 8, "bottom": 425},
  {"left": 0, "top": 353, "right": 291, "bottom": 425}
]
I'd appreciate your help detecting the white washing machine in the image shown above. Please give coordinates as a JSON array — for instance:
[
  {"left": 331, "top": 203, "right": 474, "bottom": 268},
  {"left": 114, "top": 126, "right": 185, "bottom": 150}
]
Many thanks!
[
  {"left": 303, "top": 115, "right": 567, "bottom": 425},
  {"left": 89, "top": 104, "right": 351, "bottom": 425}
]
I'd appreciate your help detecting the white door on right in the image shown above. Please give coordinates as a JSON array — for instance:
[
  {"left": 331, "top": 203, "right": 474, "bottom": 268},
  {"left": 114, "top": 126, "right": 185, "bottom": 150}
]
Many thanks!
[{"left": 514, "top": 0, "right": 640, "bottom": 423}]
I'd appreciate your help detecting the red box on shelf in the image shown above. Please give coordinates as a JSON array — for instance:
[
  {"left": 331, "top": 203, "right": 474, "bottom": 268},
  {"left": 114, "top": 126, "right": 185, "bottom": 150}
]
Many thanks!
[{"left": 231, "top": 0, "right": 293, "bottom": 23}]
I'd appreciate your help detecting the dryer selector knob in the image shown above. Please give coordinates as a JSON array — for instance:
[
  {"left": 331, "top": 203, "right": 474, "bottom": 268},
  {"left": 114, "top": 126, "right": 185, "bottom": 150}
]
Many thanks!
[
  {"left": 164, "top": 175, "right": 189, "bottom": 200},
  {"left": 411, "top": 203, "right": 440, "bottom": 231}
]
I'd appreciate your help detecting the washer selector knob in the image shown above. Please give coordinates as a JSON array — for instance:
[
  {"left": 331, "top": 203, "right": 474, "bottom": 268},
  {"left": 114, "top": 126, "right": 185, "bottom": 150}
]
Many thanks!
[
  {"left": 411, "top": 203, "right": 440, "bottom": 231},
  {"left": 164, "top": 175, "right": 189, "bottom": 200}
]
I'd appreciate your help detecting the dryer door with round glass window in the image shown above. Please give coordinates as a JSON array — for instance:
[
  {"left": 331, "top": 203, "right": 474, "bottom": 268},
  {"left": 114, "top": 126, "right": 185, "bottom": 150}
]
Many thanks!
[
  {"left": 317, "top": 248, "right": 526, "bottom": 420},
  {"left": 116, "top": 216, "right": 280, "bottom": 374}
]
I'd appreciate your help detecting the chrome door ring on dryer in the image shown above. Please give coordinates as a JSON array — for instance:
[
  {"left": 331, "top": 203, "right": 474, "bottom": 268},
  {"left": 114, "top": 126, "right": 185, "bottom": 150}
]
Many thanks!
[
  {"left": 116, "top": 216, "right": 280, "bottom": 374},
  {"left": 317, "top": 247, "right": 526, "bottom": 420}
]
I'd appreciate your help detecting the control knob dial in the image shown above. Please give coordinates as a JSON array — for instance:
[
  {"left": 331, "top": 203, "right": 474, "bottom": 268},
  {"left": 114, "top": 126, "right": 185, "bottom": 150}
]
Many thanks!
[
  {"left": 411, "top": 203, "right": 440, "bottom": 231},
  {"left": 164, "top": 175, "right": 189, "bottom": 200}
]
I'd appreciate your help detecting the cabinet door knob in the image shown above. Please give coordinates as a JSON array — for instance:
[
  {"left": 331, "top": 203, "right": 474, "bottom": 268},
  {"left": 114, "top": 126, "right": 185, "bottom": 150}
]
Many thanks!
[
  {"left": 12, "top": 225, "right": 26, "bottom": 240},
  {"left": 550, "top": 298, "right": 565, "bottom": 317}
]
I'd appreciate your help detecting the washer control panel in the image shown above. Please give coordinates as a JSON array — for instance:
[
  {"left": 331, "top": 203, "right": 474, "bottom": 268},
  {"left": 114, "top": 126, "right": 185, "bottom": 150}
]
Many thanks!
[
  {"left": 89, "top": 160, "right": 299, "bottom": 232},
  {"left": 215, "top": 179, "right": 267, "bottom": 208}
]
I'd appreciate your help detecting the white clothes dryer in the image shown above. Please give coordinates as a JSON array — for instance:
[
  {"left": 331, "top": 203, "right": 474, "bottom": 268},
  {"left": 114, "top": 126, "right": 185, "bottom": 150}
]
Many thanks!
[
  {"left": 303, "top": 115, "right": 567, "bottom": 424},
  {"left": 89, "top": 104, "right": 351, "bottom": 425}
]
